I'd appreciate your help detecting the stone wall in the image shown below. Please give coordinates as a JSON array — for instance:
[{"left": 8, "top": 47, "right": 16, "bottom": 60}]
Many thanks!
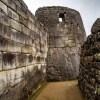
[
  {"left": 0, "top": 0, "right": 48, "bottom": 99},
  {"left": 35, "top": 6, "right": 86, "bottom": 81},
  {"left": 78, "top": 18, "right": 100, "bottom": 100}
]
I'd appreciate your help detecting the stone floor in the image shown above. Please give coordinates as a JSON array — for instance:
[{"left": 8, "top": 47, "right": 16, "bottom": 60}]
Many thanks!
[{"left": 31, "top": 80, "right": 84, "bottom": 100}]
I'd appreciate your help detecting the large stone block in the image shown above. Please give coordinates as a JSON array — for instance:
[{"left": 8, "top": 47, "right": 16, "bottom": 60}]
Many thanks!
[
  {"left": 25, "top": 36, "right": 32, "bottom": 46},
  {"left": 26, "top": 54, "right": 34, "bottom": 65},
  {"left": 1, "top": 0, "right": 16, "bottom": 11},
  {"left": 18, "top": 0, "right": 28, "bottom": 10},
  {"left": 8, "top": 0, "right": 16, "bottom": 11},
  {"left": 11, "top": 28, "right": 26, "bottom": 44},
  {"left": 29, "top": 30, "right": 35, "bottom": 39},
  {"left": 19, "top": 16, "right": 28, "bottom": 27},
  {"left": 2, "top": 52, "right": 16, "bottom": 70},
  {"left": 3, "top": 25, "right": 11, "bottom": 39},
  {"left": 17, "top": 6, "right": 27, "bottom": 19},
  {"left": 8, "top": 8, "right": 19, "bottom": 21},
  {"left": 21, "top": 45, "right": 32, "bottom": 53},
  {"left": 0, "top": 36, "right": 8, "bottom": 51},
  {"left": 16, "top": 53, "right": 27, "bottom": 67},
  {"left": 0, "top": 36, "right": 21, "bottom": 52},
  {"left": 21, "top": 25, "right": 30, "bottom": 35},
  {"left": 27, "top": 11, "right": 35, "bottom": 23},
  {"left": 15, "top": 67, "right": 26, "bottom": 84},
  {"left": 6, "top": 69, "right": 16, "bottom": 87},
  {"left": 0, "top": 11, "right": 10, "bottom": 26},
  {"left": 0, "top": 24, "right": 12, "bottom": 40},
  {"left": 0, "top": 81, "right": 25, "bottom": 100},
  {"left": 0, "top": 1, "right": 8, "bottom": 14},
  {"left": 7, "top": 41, "right": 22, "bottom": 53},
  {"left": 10, "top": 19, "right": 21, "bottom": 32},
  {"left": 0, "top": 71, "right": 7, "bottom": 95},
  {"left": 13, "top": 0, "right": 21, "bottom": 8},
  {"left": 34, "top": 32, "right": 40, "bottom": 41},
  {"left": 26, "top": 64, "right": 38, "bottom": 78},
  {"left": 28, "top": 20, "right": 33, "bottom": 30},
  {"left": 0, "top": 0, "right": 8, "bottom": 5}
]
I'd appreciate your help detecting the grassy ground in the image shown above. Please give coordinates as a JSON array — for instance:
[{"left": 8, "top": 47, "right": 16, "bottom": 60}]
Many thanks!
[
  {"left": 28, "top": 82, "right": 48, "bottom": 100},
  {"left": 30, "top": 80, "right": 84, "bottom": 100}
]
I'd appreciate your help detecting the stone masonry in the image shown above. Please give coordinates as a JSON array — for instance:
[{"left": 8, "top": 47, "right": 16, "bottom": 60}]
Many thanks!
[
  {"left": 78, "top": 18, "right": 100, "bottom": 100},
  {"left": 0, "top": 0, "right": 48, "bottom": 100},
  {"left": 35, "top": 6, "right": 86, "bottom": 81},
  {"left": 0, "top": 0, "right": 89, "bottom": 99}
]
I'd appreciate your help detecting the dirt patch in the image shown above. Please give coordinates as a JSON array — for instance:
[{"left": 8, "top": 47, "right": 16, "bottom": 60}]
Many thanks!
[{"left": 31, "top": 80, "right": 84, "bottom": 100}]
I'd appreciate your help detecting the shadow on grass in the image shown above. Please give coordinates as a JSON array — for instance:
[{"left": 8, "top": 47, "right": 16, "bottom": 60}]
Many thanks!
[{"left": 28, "top": 82, "right": 48, "bottom": 100}]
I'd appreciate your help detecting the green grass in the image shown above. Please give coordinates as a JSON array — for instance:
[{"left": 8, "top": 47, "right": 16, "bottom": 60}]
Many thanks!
[{"left": 28, "top": 82, "right": 48, "bottom": 100}]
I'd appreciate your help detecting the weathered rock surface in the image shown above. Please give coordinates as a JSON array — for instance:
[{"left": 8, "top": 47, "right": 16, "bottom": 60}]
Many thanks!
[
  {"left": 35, "top": 6, "right": 86, "bottom": 81},
  {"left": 91, "top": 18, "right": 100, "bottom": 34},
  {"left": 0, "top": 0, "right": 48, "bottom": 99},
  {"left": 78, "top": 18, "right": 100, "bottom": 100}
]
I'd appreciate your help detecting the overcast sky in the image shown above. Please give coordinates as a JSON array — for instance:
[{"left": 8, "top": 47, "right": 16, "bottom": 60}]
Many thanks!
[{"left": 24, "top": 0, "right": 100, "bottom": 36}]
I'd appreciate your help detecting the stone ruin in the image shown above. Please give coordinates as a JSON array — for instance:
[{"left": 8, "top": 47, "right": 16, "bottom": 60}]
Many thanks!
[
  {"left": 79, "top": 18, "right": 100, "bottom": 100},
  {"left": 0, "top": 0, "right": 95, "bottom": 99},
  {"left": 0, "top": 0, "right": 47, "bottom": 99},
  {"left": 35, "top": 6, "right": 86, "bottom": 81}
]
